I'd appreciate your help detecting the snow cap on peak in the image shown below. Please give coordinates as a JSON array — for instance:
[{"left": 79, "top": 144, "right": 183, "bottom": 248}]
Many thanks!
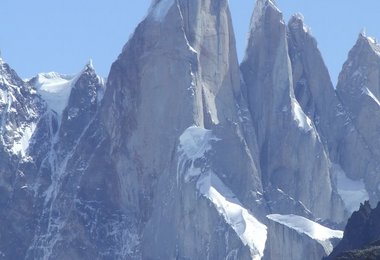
[
  {"left": 357, "top": 30, "right": 377, "bottom": 44},
  {"left": 356, "top": 30, "right": 380, "bottom": 56}
]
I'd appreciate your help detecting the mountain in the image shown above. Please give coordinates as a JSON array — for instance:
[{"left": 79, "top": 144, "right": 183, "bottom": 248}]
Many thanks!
[
  {"left": 327, "top": 201, "right": 380, "bottom": 259},
  {"left": 0, "top": 57, "right": 47, "bottom": 259},
  {"left": 1, "top": 0, "right": 380, "bottom": 259},
  {"left": 240, "top": 0, "right": 344, "bottom": 223},
  {"left": 336, "top": 33, "right": 380, "bottom": 204}
]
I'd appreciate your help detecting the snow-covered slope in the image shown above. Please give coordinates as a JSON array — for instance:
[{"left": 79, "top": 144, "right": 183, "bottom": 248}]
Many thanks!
[
  {"left": 198, "top": 171, "right": 267, "bottom": 259},
  {"left": 33, "top": 72, "right": 75, "bottom": 116},
  {"left": 178, "top": 126, "right": 267, "bottom": 259},
  {"left": 266, "top": 214, "right": 343, "bottom": 260},
  {"left": 267, "top": 214, "right": 343, "bottom": 242}
]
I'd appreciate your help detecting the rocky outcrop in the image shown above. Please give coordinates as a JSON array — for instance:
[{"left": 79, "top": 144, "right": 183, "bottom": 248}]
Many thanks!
[
  {"left": 327, "top": 201, "right": 380, "bottom": 259},
  {"left": 334, "top": 244, "right": 380, "bottom": 260}
]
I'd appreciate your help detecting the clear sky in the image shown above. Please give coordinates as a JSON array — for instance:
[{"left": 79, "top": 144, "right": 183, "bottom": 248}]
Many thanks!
[{"left": 1, "top": 1, "right": 380, "bottom": 85}]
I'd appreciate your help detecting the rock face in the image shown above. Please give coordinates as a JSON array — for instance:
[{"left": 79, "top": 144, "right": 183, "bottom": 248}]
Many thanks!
[
  {"left": 1, "top": 0, "right": 380, "bottom": 259},
  {"left": 0, "top": 57, "right": 105, "bottom": 259},
  {"left": 240, "top": 0, "right": 344, "bottom": 222},
  {"left": 24, "top": 0, "right": 265, "bottom": 259},
  {"left": 25, "top": 63, "right": 105, "bottom": 259},
  {"left": 0, "top": 58, "right": 46, "bottom": 259},
  {"left": 286, "top": 14, "right": 375, "bottom": 216},
  {"left": 327, "top": 201, "right": 380, "bottom": 259},
  {"left": 336, "top": 33, "right": 380, "bottom": 203}
]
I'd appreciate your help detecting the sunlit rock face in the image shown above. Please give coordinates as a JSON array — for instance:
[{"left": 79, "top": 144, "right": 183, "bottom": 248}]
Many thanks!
[
  {"left": 336, "top": 33, "right": 380, "bottom": 204},
  {"left": 21, "top": 0, "right": 264, "bottom": 259},
  {"left": 240, "top": 0, "right": 345, "bottom": 223},
  {"left": 1, "top": 0, "right": 380, "bottom": 259},
  {"left": 0, "top": 58, "right": 46, "bottom": 259}
]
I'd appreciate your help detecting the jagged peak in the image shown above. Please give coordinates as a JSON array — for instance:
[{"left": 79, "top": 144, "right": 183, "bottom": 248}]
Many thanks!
[
  {"left": 80, "top": 59, "right": 97, "bottom": 76},
  {"left": 250, "top": 0, "right": 282, "bottom": 33},
  {"left": 288, "top": 13, "right": 311, "bottom": 34},
  {"left": 356, "top": 31, "right": 380, "bottom": 57},
  {"left": 86, "top": 59, "right": 94, "bottom": 70}
]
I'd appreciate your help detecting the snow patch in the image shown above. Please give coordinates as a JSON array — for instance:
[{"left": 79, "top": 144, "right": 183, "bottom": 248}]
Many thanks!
[
  {"left": 179, "top": 126, "right": 218, "bottom": 163},
  {"left": 12, "top": 122, "right": 37, "bottom": 157},
  {"left": 178, "top": 126, "right": 267, "bottom": 258},
  {"left": 292, "top": 99, "right": 313, "bottom": 131},
  {"left": 332, "top": 164, "right": 369, "bottom": 213},
  {"left": 362, "top": 87, "right": 380, "bottom": 106},
  {"left": 178, "top": 126, "right": 219, "bottom": 182},
  {"left": 150, "top": 0, "right": 174, "bottom": 22},
  {"left": 368, "top": 36, "right": 376, "bottom": 44},
  {"left": 197, "top": 171, "right": 267, "bottom": 260},
  {"left": 34, "top": 72, "right": 76, "bottom": 116},
  {"left": 365, "top": 35, "right": 380, "bottom": 56},
  {"left": 267, "top": 214, "right": 343, "bottom": 245},
  {"left": 0, "top": 88, "right": 8, "bottom": 106}
]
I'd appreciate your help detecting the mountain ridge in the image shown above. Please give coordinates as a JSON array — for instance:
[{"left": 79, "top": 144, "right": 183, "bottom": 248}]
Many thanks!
[{"left": 0, "top": 0, "right": 379, "bottom": 259}]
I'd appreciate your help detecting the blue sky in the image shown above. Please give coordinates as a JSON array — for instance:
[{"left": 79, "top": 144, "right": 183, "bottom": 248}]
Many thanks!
[{"left": 1, "top": 1, "right": 379, "bottom": 85}]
